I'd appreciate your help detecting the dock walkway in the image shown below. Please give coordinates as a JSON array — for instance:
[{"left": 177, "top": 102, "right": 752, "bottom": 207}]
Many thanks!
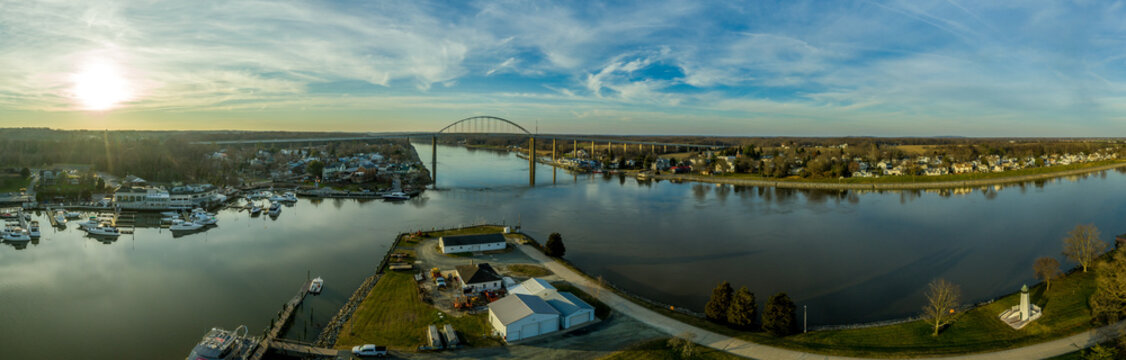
[{"left": 248, "top": 279, "right": 341, "bottom": 360}]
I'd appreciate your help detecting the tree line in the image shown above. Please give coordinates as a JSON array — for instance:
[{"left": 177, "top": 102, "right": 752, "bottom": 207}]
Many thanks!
[{"left": 704, "top": 282, "right": 800, "bottom": 337}]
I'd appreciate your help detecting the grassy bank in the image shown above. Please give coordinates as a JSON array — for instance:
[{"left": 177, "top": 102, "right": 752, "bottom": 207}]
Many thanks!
[
  {"left": 599, "top": 338, "right": 745, "bottom": 360},
  {"left": 0, "top": 175, "right": 29, "bottom": 193},
  {"left": 504, "top": 264, "right": 553, "bottom": 277},
  {"left": 619, "top": 270, "right": 1096, "bottom": 358},
  {"left": 700, "top": 159, "right": 1126, "bottom": 185},
  {"left": 334, "top": 272, "right": 501, "bottom": 351}
]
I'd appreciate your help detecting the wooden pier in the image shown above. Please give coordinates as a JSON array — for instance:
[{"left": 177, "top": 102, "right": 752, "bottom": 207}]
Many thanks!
[
  {"left": 268, "top": 338, "right": 339, "bottom": 358},
  {"left": 248, "top": 279, "right": 336, "bottom": 360}
]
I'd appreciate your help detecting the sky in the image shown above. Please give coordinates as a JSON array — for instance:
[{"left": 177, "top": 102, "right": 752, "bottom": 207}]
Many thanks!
[{"left": 0, "top": 0, "right": 1125, "bottom": 136}]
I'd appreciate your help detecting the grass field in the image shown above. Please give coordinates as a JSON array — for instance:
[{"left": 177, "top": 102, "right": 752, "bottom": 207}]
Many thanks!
[
  {"left": 615, "top": 270, "right": 1097, "bottom": 358},
  {"left": 599, "top": 338, "right": 745, "bottom": 360},
  {"left": 335, "top": 272, "right": 502, "bottom": 351},
  {"left": 504, "top": 264, "right": 553, "bottom": 278},
  {"left": 0, "top": 175, "right": 29, "bottom": 193},
  {"left": 711, "top": 159, "right": 1126, "bottom": 185}
]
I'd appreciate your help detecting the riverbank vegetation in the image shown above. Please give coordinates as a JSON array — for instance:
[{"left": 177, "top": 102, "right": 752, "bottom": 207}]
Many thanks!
[{"left": 0, "top": 174, "right": 29, "bottom": 193}]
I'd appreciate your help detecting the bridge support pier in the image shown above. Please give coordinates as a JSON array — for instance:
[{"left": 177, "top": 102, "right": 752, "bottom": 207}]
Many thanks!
[
  {"left": 529, "top": 137, "right": 536, "bottom": 187},
  {"left": 431, "top": 136, "right": 437, "bottom": 189},
  {"left": 552, "top": 139, "right": 556, "bottom": 163}
]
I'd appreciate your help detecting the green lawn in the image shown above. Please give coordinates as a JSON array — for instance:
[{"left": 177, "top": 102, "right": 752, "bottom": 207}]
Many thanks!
[
  {"left": 504, "top": 264, "right": 553, "bottom": 278},
  {"left": 335, "top": 272, "right": 502, "bottom": 351},
  {"left": 707, "top": 160, "right": 1126, "bottom": 185},
  {"left": 599, "top": 338, "right": 746, "bottom": 360},
  {"left": 421, "top": 225, "right": 504, "bottom": 238},
  {"left": 0, "top": 176, "right": 29, "bottom": 193},
  {"left": 618, "top": 270, "right": 1097, "bottom": 358}
]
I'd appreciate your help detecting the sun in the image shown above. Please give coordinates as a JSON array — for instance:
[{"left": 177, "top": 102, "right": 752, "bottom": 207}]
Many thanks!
[{"left": 71, "top": 59, "right": 133, "bottom": 111}]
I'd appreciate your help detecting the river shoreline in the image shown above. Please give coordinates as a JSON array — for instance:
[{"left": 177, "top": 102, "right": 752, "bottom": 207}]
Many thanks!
[{"left": 650, "top": 161, "right": 1126, "bottom": 190}]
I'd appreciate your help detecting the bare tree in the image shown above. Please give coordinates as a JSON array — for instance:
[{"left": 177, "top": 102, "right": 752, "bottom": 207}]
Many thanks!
[
  {"left": 923, "top": 278, "right": 961, "bottom": 336},
  {"left": 666, "top": 332, "right": 697, "bottom": 358},
  {"left": 1034, "top": 257, "right": 1061, "bottom": 291},
  {"left": 1091, "top": 250, "right": 1126, "bottom": 324},
  {"left": 1063, "top": 224, "right": 1107, "bottom": 272}
]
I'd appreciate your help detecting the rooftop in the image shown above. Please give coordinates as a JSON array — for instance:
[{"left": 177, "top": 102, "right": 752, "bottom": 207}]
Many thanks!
[
  {"left": 455, "top": 263, "right": 502, "bottom": 285},
  {"left": 440, "top": 233, "right": 506, "bottom": 247},
  {"left": 488, "top": 293, "right": 560, "bottom": 325}
]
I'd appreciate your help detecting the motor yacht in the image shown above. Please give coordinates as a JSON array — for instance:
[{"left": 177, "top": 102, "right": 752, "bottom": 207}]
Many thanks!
[
  {"left": 86, "top": 224, "right": 121, "bottom": 237},
  {"left": 169, "top": 219, "right": 204, "bottom": 232},
  {"left": 185, "top": 326, "right": 256, "bottom": 360},
  {"left": 53, "top": 211, "right": 67, "bottom": 225},
  {"left": 249, "top": 205, "right": 262, "bottom": 216},
  {"left": 28, "top": 221, "right": 40, "bottom": 238},
  {"left": 64, "top": 211, "right": 81, "bottom": 219},
  {"left": 77, "top": 216, "right": 100, "bottom": 230},
  {"left": 2, "top": 225, "right": 31, "bottom": 242},
  {"left": 268, "top": 202, "right": 281, "bottom": 217},
  {"left": 190, "top": 211, "right": 218, "bottom": 226},
  {"left": 382, "top": 191, "right": 410, "bottom": 201}
]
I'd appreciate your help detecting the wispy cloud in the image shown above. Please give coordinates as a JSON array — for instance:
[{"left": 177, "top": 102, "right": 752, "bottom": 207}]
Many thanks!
[{"left": 0, "top": 0, "right": 1124, "bottom": 135}]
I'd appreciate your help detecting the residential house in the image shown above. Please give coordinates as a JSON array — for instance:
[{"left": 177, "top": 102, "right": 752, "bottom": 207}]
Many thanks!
[{"left": 454, "top": 263, "right": 503, "bottom": 292}]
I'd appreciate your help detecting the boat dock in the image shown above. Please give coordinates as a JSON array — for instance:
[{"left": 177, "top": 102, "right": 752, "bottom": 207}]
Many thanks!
[
  {"left": 248, "top": 279, "right": 340, "bottom": 360},
  {"left": 267, "top": 338, "right": 339, "bottom": 358}
]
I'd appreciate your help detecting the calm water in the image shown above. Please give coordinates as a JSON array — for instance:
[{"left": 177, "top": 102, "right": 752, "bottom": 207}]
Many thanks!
[{"left": 1, "top": 144, "right": 1123, "bottom": 359}]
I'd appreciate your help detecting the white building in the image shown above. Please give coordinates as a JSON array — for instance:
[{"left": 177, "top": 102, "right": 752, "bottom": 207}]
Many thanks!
[
  {"left": 439, "top": 233, "right": 507, "bottom": 254},
  {"left": 487, "top": 294, "right": 560, "bottom": 342},
  {"left": 510, "top": 279, "right": 595, "bottom": 329},
  {"left": 454, "top": 263, "right": 503, "bottom": 292}
]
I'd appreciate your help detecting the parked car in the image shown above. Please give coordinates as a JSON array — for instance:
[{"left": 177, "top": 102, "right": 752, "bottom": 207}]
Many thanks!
[
  {"left": 352, "top": 344, "right": 388, "bottom": 357},
  {"left": 435, "top": 277, "right": 447, "bottom": 288}
]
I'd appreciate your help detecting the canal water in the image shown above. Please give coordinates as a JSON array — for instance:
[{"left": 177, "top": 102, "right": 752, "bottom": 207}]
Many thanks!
[{"left": 1, "top": 144, "right": 1123, "bottom": 359}]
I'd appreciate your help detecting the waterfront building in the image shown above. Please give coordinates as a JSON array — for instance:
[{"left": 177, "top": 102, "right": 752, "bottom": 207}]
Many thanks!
[
  {"left": 438, "top": 233, "right": 506, "bottom": 254},
  {"left": 454, "top": 263, "right": 503, "bottom": 292},
  {"left": 487, "top": 294, "right": 561, "bottom": 342},
  {"left": 113, "top": 184, "right": 225, "bottom": 210}
]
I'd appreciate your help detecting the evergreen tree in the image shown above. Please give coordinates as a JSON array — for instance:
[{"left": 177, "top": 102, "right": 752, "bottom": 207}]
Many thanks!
[
  {"left": 545, "top": 232, "right": 566, "bottom": 257},
  {"left": 705, "top": 281, "right": 734, "bottom": 323},
  {"left": 726, "top": 287, "right": 757, "bottom": 329},
  {"left": 763, "top": 292, "right": 798, "bottom": 336}
]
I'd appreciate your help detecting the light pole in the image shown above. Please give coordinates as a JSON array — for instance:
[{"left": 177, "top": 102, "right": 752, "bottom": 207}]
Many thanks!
[{"left": 804, "top": 305, "right": 808, "bottom": 333}]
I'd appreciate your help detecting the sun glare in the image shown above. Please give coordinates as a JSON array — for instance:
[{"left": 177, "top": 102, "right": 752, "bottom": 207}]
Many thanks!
[{"left": 71, "top": 59, "right": 133, "bottom": 111}]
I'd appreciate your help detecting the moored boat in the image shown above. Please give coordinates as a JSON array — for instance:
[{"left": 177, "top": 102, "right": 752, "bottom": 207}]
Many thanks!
[
  {"left": 382, "top": 191, "right": 410, "bottom": 201},
  {"left": 185, "top": 326, "right": 256, "bottom": 360},
  {"left": 267, "top": 202, "right": 281, "bottom": 217},
  {"left": 309, "top": 277, "right": 324, "bottom": 294},
  {"left": 77, "top": 216, "right": 100, "bottom": 230},
  {"left": 2, "top": 225, "right": 31, "bottom": 242},
  {"left": 169, "top": 219, "right": 204, "bottom": 232},
  {"left": 86, "top": 224, "right": 121, "bottom": 237},
  {"left": 28, "top": 221, "right": 40, "bottom": 237},
  {"left": 249, "top": 205, "right": 262, "bottom": 216}
]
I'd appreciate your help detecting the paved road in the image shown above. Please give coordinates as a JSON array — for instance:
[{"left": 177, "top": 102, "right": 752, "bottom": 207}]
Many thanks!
[{"left": 515, "top": 243, "right": 1125, "bottom": 360}]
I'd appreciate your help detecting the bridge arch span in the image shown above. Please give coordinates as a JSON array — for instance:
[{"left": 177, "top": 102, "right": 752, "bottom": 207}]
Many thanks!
[{"left": 437, "top": 116, "right": 531, "bottom": 135}]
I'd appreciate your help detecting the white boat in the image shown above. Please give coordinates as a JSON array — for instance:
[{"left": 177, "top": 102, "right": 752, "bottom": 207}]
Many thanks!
[
  {"left": 169, "top": 219, "right": 204, "bottom": 232},
  {"left": 249, "top": 205, "right": 262, "bottom": 216},
  {"left": 282, "top": 192, "right": 298, "bottom": 202},
  {"left": 77, "top": 216, "right": 100, "bottom": 230},
  {"left": 2, "top": 226, "right": 31, "bottom": 242},
  {"left": 382, "top": 191, "right": 410, "bottom": 201},
  {"left": 190, "top": 211, "right": 218, "bottom": 225},
  {"left": 309, "top": 277, "right": 324, "bottom": 294},
  {"left": 53, "top": 211, "right": 67, "bottom": 225},
  {"left": 64, "top": 211, "right": 81, "bottom": 219},
  {"left": 86, "top": 224, "right": 120, "bottom": 237},
  {"left": 268, "top": 202, "right": 281, "bottom": 217},
  {"left": 28, "top": 221, "right": 40, "bottom": 237}
]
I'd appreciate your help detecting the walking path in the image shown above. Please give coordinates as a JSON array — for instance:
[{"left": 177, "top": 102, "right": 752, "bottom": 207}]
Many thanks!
[{"left": 516, "top": 243, "right": 1124, "bottom": 359}]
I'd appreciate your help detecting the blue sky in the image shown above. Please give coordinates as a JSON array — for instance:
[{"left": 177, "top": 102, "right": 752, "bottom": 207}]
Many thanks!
[{"left": 0, "top": 0, "right": 1124, "bottom": 136}]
